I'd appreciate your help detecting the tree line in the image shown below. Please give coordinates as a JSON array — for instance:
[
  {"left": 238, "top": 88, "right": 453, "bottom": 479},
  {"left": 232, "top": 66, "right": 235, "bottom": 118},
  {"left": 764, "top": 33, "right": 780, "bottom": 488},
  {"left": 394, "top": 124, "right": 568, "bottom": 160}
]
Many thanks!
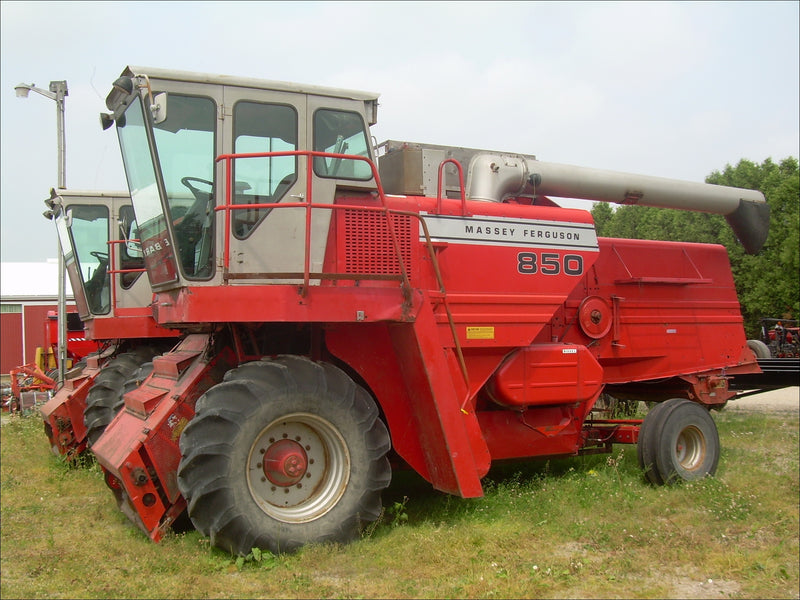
[{"left": 591, "top": 157, "right": 799, "bottom": 338}]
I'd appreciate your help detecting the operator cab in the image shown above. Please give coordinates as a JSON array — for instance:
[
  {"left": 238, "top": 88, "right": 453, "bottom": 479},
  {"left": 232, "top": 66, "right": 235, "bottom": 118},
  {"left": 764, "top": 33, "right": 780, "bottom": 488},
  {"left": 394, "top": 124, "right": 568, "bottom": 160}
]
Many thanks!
[
  {"left": 46, "top": 189, "right": 148, "bottom": 319},
  {"left": 101, "top": 66, "right": 379, "bottom": 291}
]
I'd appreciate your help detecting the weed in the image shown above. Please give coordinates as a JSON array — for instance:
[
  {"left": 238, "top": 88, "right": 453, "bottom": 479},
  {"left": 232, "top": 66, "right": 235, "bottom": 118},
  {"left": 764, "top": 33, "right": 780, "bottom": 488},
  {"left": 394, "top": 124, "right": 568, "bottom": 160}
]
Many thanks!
[
  {"left": 606, "top": 447, "right": 626, "bottom": 486},
  {"left": 388, "top": 495, "right": 410, "bottom": 526},
  {"left": 234, "top": 546, "right": 279, "bottom": 571}
]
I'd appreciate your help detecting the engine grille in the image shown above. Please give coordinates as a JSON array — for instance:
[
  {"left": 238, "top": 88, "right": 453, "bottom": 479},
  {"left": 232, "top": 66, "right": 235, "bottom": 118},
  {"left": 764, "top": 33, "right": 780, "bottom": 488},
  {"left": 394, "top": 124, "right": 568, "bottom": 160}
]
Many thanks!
[{"left": 343, "top": 210, "right": 414, "bottom": 278}]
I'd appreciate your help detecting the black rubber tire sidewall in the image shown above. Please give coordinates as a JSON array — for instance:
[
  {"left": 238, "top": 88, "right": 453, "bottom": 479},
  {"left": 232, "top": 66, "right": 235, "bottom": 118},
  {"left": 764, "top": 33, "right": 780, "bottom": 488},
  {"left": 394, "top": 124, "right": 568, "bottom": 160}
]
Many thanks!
[
  {"left": 746, "top": 339, "right": 771, "bottom": 359},
  {"left": 654, "top": 401, "right": 720, "bottom": 485},
  {"left": 637, "top": 400, "right": 675, "bottom": 485},
  {"left": 83, "top": 347, "right": 160, "bottom": 447},
  {"left": 178, "top": 357, "right": 391, "bottom": 556}
]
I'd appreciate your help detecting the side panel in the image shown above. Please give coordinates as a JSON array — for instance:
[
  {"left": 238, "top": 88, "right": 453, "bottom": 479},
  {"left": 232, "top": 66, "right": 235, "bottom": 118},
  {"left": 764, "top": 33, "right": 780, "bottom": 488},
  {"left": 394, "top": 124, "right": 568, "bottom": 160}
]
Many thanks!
[
  {"left": 557, "top": 238, "right": 756, "bottom": 384},
  {"left": 325, "top": 311, "right": 491, "bottom": 498}
]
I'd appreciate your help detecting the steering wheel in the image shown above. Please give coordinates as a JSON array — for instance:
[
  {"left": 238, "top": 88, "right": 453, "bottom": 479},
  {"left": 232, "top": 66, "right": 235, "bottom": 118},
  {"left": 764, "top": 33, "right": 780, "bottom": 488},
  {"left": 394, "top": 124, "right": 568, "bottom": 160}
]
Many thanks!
[
  {"left": 90, "top": 251, "right": 109, "bottom": 261},
  {"left": 181, "top": 176, "right": 213, "bottom": 199},
  {"left": 179, "top": 176, "right": 214, "bottom": 223}
]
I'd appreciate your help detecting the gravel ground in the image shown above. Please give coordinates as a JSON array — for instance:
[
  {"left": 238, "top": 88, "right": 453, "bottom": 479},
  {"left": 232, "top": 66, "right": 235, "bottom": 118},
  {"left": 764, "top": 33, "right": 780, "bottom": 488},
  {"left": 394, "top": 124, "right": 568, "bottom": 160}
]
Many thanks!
[{"left": 726, "top": 385, "right": 800, "bottom": 413}]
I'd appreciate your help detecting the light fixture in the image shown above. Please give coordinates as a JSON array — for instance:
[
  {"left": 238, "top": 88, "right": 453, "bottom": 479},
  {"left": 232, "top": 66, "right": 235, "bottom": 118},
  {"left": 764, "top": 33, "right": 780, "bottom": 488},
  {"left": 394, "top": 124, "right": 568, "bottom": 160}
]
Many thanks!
[{"left": 100, "top": 112, "right": 115, "bottom": 130}]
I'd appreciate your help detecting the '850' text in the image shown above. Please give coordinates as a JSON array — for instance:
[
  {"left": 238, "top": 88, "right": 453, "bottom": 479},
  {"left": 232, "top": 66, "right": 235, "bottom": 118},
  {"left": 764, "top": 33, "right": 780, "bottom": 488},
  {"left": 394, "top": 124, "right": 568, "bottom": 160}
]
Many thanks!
[{"left": 517, "top": 252, "right": 583, "bottom": 275}]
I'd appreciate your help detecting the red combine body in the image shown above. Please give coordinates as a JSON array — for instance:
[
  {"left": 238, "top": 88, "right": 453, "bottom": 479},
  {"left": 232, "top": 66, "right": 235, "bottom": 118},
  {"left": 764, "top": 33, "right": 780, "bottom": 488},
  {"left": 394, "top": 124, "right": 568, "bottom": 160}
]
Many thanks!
[
  {"left": 38, "top": 189, "right": 180, "bottom": 459},
  {"left": 92, "top": 66, "right": 768, "bottom": 555},
  {"left": 44, "top": 310, "right": 100, "bottom": 367}
]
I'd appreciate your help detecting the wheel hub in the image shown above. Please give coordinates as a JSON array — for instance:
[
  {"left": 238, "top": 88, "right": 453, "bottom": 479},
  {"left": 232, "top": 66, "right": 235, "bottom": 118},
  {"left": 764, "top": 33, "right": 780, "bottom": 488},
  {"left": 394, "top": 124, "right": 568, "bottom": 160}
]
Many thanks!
[
  {"left": 248, "top": 413, "right": 350, "bottom": 522},
  {"left": 676, "top": 426, "right": 705, "bottom": 471},
  {"left": 263, "top": 439, "right": 308, "bottom": 486}
]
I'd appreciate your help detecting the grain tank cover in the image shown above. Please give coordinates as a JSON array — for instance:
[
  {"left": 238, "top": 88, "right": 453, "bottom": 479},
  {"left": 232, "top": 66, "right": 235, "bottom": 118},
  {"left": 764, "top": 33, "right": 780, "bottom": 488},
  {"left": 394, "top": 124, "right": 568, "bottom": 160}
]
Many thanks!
[{"left": 467, "top": 154, "right": 770, "bottom": 254}]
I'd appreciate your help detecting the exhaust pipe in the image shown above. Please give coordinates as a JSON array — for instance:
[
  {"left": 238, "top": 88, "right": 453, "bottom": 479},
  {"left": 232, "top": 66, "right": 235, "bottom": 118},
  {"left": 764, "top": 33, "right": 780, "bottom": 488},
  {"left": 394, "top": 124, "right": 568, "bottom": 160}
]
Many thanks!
[{"left": 467, "top": 154, "right": 769, "bottom": 254}]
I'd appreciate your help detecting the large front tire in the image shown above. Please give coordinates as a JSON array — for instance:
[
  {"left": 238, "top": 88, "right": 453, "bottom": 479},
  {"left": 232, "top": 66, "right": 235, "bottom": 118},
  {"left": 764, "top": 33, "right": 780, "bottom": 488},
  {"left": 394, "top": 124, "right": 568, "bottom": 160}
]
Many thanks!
[
  {"left": 177, "top": 356, "right": 392, "bottom": 556},
  {"left": 83, "top": 347, "right": 159, "bottom": 447}
]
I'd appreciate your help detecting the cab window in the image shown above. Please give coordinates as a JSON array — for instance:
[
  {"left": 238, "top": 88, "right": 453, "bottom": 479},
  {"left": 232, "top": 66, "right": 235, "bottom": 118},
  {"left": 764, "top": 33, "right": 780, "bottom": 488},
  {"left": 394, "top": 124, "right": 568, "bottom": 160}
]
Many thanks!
[
  {"left": 232, "top": 101, "right": 298, "bottom": 238},
  {"left": 313, "top": 109, "right": 372, "bottom": 181},
  {"left": 119, "top": 205, "right": 145, "bottom": 289},
  {"left": 68, "top": 204, "right": 111, "bottom": 314}
]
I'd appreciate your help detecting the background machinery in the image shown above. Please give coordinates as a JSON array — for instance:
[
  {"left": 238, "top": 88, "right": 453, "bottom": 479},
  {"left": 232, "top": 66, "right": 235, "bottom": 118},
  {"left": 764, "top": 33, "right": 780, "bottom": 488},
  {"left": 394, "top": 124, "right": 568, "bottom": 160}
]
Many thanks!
[
  {"left": 749, "top": 318, "right": 799, "bottom": 359},
  {"left": 91, "top": 66, "right": 768, "bottom": 555},
  {"left": 733, "top": 318, "right": 800, "bottom": 394},
  {"left": 39, "top": 188, "right": 180, "bottom": 459},
  {"left": 3, "top": 304, "right": 96, "bottom": 414}
]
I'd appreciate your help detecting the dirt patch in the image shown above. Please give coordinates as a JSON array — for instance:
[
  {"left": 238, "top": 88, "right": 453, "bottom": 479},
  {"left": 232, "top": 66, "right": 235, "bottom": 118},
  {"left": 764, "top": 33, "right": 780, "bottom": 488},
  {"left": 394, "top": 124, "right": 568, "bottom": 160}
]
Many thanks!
[
  {"left": 668, "top": 576, "right": 740, "bottom": 598},
  {"left": 726, "top": 386, "right": 799, "bottom": 413}
]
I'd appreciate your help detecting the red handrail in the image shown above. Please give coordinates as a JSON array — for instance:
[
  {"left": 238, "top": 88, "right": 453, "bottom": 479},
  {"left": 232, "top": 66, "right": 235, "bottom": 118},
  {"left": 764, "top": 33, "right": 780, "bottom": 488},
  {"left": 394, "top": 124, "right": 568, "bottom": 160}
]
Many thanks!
[
  {"left": 213, "top": 150, "right": 469, "bottom": 391},
  {"left": 436, "top": 158, "right": 470, "bottom": 216},
  {"left": 214, "top": 150, "right": 409, "bottom": 296},
  {"left": 106, "top": 238, "right": 146, "bottom": 312}
]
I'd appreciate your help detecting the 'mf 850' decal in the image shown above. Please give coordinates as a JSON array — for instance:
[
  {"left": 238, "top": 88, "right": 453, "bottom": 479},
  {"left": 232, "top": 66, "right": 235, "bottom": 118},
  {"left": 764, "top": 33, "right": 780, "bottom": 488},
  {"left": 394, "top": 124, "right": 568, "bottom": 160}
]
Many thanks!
[{"left": 517, "top": 252, "right": 584, "bottom": 276}]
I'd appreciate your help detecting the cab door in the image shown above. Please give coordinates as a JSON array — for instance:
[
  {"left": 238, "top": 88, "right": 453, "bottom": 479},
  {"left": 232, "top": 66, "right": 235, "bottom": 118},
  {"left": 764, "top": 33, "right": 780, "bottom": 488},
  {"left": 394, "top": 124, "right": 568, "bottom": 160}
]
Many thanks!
[{"left": 219, "top": 86, "right": 310, "bottom": 283}]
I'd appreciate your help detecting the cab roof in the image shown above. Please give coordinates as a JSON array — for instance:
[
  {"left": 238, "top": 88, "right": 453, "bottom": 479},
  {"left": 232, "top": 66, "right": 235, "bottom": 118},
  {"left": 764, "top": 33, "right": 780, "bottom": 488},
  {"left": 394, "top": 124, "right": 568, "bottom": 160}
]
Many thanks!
[{"left": 123, "top": 66, "right": 380, "bottom": 103}]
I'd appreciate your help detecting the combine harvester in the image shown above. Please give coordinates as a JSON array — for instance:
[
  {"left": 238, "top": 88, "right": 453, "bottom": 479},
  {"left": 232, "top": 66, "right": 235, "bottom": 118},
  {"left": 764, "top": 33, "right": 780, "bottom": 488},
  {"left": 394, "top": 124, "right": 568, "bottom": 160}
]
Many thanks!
[
  {"left": 39, "top": 189, "right": 179, "bottom": 459},
  {"left": 89, "top": 66, "right": 768, "bottom": 555}
]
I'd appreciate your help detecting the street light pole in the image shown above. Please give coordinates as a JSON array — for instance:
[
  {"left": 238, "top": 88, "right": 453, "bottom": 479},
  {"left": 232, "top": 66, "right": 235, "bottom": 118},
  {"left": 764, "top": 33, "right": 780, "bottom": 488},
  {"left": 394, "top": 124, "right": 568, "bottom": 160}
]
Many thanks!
[
  {"left": 51, "top": 81, "right": 67, "bottom": 189},
  {"left": 14, "top": 80, "right": 69, "bottom": 387}
]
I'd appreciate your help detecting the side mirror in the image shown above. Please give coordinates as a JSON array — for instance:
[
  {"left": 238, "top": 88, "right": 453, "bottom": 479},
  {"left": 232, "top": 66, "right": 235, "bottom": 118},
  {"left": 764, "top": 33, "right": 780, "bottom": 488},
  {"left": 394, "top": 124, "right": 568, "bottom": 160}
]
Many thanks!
[{"left": 151, "top": 92, "right": 167, "bottom": 124}]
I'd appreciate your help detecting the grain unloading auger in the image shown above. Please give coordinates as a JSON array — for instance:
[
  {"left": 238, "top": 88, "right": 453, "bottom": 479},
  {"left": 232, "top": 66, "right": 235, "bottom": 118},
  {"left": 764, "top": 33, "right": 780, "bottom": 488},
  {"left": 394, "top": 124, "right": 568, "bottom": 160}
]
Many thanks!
[
  {"left": 90, "top": 66, "right": 765, "bottom": 556},
  {"left": 467, "top": 153, "right": 769, "bottom": 254}
]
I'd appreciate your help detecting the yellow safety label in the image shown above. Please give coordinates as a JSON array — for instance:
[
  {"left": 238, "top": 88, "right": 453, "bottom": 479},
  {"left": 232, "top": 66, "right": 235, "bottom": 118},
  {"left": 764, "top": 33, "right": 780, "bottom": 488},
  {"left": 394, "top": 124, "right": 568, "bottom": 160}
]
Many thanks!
[{"left": 466, "top": 326, "right": 495, "bottom": 340}]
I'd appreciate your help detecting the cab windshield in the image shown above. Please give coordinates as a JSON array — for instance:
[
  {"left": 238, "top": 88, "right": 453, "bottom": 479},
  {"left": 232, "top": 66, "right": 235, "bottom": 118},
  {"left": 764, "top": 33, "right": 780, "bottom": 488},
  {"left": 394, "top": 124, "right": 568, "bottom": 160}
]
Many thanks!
[
  {"left": 116, "top": 93, "right": 216, "bottom": 282},
  {"left": 58, "top": 205, "right": 110, "bottom": 315}
]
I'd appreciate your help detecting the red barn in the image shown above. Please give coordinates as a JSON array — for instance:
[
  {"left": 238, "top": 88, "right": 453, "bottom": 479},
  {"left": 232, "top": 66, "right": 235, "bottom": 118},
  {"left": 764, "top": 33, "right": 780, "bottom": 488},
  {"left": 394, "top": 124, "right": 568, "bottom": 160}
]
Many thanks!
[{"left": 1, "top": 261, "right": 79, "bottom": 375}]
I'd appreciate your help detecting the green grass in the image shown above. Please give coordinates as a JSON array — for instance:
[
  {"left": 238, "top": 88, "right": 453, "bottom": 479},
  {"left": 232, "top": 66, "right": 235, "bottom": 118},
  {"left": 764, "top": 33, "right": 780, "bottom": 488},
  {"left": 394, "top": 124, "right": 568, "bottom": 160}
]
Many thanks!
[{"left": 1, "top": 408, "right": 798, "bottom": 599}]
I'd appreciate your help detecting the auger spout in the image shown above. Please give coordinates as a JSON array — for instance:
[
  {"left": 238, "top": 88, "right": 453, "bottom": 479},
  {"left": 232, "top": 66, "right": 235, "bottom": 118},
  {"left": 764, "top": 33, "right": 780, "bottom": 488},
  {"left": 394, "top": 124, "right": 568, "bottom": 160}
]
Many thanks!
[{"left": 467, "top": 154, "right": 769, "bottom": 254}]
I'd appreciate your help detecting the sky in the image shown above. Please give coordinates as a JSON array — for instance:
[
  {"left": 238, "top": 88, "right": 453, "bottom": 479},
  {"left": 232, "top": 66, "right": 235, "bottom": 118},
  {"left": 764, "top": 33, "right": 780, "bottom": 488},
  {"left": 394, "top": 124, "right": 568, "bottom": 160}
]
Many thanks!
[{"left": 1, "top": 0, "right": 798, "bottom": 265}]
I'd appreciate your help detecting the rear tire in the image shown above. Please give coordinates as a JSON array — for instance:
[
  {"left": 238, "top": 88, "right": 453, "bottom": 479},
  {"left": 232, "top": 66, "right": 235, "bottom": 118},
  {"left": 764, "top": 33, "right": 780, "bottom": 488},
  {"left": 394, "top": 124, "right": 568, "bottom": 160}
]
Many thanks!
[
  {"left": 637, "top": 400, "right": 673, "bottom": 485},
  {"left": 638, "top": 398, "right": 720, "bottom": 485},
  {"left": 177, "top": 355, "right": 392, "bottom": 556},
  {"left": 747, "top": 339, "right": 771, "bottom": 359},
  {"left": 83, "top": 347, "right": 159, "bottom": 447}
]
